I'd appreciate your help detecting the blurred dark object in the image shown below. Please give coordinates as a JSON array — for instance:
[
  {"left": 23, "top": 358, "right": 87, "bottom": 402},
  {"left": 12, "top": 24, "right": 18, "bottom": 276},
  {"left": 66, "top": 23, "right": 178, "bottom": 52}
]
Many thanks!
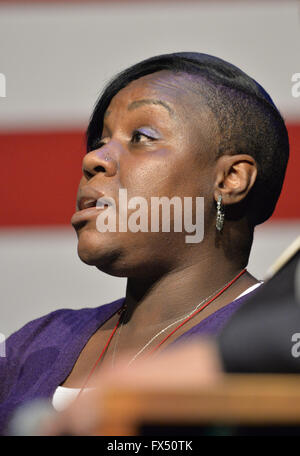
[{"left": 218, "top": 237, "right": 300, "bottom": 373}]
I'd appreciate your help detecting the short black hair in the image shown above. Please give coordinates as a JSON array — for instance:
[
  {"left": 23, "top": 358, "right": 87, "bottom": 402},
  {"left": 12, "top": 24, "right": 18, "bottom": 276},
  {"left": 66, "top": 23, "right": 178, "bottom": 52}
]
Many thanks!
[{"left": 87, "top": 52, "right": 289, "bottom": 226}]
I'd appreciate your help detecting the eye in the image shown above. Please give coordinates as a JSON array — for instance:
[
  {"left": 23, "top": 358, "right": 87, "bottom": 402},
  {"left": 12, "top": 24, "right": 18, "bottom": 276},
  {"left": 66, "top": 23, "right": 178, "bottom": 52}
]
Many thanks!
[{"left": 131, "top": 129, "right": 158, "bottom": 144}]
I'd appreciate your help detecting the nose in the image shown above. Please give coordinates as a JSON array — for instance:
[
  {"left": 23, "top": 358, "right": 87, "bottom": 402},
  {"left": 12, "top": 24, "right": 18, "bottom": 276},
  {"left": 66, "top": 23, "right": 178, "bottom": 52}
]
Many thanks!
[{"left": 82, "top": 146, "right": 118, "bottom": 180}]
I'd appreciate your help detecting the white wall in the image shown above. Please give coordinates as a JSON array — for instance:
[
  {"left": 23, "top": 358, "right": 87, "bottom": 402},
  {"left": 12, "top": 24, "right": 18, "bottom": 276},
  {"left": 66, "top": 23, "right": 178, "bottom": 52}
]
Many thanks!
[
  {"left": 0, "top": 0, "right": 299, "bottom": 337},
  {"left": 0, "top": 0, "right": 299, "bottom": 130},
  {"left": 1, "top": 221, "right": 300, "bottom": 337}
]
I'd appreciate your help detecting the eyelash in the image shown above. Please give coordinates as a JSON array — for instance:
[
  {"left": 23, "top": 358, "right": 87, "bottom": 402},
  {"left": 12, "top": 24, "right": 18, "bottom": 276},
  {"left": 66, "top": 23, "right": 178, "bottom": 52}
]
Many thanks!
[
  {"left": 92, "top": 130, "right": 156, "bottom": 150},
  {"left": 131, "top": 130, "right": 156, "bottom": 144}
]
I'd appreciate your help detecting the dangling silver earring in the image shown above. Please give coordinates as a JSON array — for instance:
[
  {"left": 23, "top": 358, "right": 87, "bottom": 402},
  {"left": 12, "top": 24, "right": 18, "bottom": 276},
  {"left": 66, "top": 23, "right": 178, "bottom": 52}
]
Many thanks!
[{"left": 216, "top": 195, "right": 225, "bottom": 231}]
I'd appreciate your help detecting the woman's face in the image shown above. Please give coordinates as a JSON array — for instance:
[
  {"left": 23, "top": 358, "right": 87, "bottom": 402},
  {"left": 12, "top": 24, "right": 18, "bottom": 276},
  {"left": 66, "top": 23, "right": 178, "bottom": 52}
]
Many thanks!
[{"left": 72, "top": 71, "right": 217, "bottom": 277}]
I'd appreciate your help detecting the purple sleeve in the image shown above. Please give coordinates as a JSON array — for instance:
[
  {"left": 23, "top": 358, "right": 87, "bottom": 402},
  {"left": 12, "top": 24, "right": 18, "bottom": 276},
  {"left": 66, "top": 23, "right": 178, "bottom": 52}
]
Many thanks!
[{"left": 0, "top": 308, "right": 73, "bottom": 403}]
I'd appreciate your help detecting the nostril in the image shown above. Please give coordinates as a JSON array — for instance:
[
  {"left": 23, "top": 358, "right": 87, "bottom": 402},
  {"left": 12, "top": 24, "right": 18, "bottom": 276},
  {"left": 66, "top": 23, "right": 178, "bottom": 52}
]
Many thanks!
[
  {"left": 83, "top": 165, "right": 106, "bottom": 180},
  {"left": 83, "top": 169, "right": 93, "bottom": 180},
  {"left": 95, "top": 165, "right": 106, "bottom": 173}
]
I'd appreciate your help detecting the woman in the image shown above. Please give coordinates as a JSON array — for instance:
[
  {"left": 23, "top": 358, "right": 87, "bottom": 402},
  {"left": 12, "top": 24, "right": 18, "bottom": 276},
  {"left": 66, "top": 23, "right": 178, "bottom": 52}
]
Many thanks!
[{"left": 0, "top": 52, "right": 289, "bottom": 434}]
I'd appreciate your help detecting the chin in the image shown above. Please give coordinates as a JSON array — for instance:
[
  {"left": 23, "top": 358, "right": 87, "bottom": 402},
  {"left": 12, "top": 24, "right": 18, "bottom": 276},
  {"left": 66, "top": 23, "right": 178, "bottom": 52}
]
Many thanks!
[
  {"left": 75, "top": 226, "right": 170, "bottom": 279},
  {"left": 76, "top": 228, "right": 119, "bottom": 266}
]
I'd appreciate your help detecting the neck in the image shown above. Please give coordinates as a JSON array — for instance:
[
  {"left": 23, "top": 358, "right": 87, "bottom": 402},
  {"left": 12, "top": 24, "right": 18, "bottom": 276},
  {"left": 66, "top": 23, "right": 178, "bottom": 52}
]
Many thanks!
[{"left": 123, "top": 254, "right": 257, "bottom": 330}]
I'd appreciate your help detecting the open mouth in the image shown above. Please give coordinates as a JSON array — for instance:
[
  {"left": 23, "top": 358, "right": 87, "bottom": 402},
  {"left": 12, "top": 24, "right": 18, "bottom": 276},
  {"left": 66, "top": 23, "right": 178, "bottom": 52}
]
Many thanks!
[
  {"left": 78, "top": 197, "right": 111, "bottom": 211},
  {"left": 96, "top": 198, "right": 112, "bottom": 209},
  {"left": 71, "top": 196, "right": 113, "bottom": 230}
]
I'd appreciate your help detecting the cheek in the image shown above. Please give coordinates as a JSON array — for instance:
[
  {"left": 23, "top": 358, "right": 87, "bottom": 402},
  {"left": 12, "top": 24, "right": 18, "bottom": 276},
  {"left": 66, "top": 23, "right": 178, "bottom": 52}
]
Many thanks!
[
  {"left": 119, "top": 150, "right": 171, "bottom": 196},
  {"left": 119, "top": 148, "right": 198, "bottom": 199}
]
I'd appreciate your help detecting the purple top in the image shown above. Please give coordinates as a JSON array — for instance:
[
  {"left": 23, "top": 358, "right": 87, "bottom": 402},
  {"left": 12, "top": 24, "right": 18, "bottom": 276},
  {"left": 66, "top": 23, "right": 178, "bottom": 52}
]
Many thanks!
[{"left": 0, "top": 291, "right": 256, "bottom": 434}]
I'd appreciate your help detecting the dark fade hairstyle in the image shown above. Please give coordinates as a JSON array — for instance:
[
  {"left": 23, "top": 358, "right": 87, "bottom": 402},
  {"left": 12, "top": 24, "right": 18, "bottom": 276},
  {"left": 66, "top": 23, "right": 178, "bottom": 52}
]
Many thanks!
[{"left": 87, "top": 52, "right": 289, "bottom": 227}]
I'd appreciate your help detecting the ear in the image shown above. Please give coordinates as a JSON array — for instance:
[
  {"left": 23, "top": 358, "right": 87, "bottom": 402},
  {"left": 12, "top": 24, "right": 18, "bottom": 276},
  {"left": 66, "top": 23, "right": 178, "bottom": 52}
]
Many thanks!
[{"left": 213, "top": 154, "right": 257, "bottom": 205}]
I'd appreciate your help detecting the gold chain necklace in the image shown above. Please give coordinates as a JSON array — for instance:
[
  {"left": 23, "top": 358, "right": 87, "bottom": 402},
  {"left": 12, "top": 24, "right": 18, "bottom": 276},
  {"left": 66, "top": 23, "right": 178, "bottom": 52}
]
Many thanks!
[{"left": 111, "top": 270, "right": 246, "bottom": 367}]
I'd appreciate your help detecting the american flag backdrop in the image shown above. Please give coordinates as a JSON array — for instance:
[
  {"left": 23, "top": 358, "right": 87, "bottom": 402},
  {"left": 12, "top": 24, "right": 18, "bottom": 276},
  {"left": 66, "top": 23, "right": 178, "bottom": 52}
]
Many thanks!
[{"left": 0, "top": 0, "right": 299, "bottom": 336}]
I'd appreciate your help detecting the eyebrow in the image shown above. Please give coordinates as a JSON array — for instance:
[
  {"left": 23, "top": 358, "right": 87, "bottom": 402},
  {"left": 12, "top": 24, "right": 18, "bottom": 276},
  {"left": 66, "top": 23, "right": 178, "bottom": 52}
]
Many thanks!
[
  {"left": 128, "top": 99, "right": 174, "bottom": 116},
  {"left": 103, "top": 98, "right": 175, "bottom": 119}
]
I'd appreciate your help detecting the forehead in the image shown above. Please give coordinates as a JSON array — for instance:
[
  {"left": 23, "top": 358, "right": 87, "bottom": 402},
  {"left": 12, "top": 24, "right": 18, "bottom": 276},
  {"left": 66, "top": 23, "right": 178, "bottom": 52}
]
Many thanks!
[
  {"left": 105, "top": 71, "right": 205, "bottom": 116},
  {"left": 102, "top": 71, "right": 218, "bottom": 157}
]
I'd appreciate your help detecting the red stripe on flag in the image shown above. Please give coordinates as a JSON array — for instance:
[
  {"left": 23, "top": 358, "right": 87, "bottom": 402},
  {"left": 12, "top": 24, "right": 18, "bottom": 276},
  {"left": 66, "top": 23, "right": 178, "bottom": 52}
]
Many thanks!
[
  {"left": 1, "top": 130, "right": 85, "bottom": 226},
  {"left": 275, "top": 123, "right": 300, "bottom": 219},
  {"left": 0, "top": 124, "right": 299, "bottom": 227}
]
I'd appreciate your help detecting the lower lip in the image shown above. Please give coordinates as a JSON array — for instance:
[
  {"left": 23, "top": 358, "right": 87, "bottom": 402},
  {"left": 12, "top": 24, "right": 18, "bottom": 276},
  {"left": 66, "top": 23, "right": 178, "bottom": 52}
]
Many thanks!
[{"left": 71, "top": 206, "right": 107, "bottom": 227}]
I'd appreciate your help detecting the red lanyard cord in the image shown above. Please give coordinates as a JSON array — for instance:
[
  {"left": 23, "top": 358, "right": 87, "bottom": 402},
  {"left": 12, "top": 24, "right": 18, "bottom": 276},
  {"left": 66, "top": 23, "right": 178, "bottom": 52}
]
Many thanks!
[
  {"left": 148, "top": 267, "right": 246, "bottom": 356},
  {"left": 77, "top": 314, "right": 122, "bottom": 398},
  {"left": 78, "top": 268, "right": 246, "bottom": 394}
]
